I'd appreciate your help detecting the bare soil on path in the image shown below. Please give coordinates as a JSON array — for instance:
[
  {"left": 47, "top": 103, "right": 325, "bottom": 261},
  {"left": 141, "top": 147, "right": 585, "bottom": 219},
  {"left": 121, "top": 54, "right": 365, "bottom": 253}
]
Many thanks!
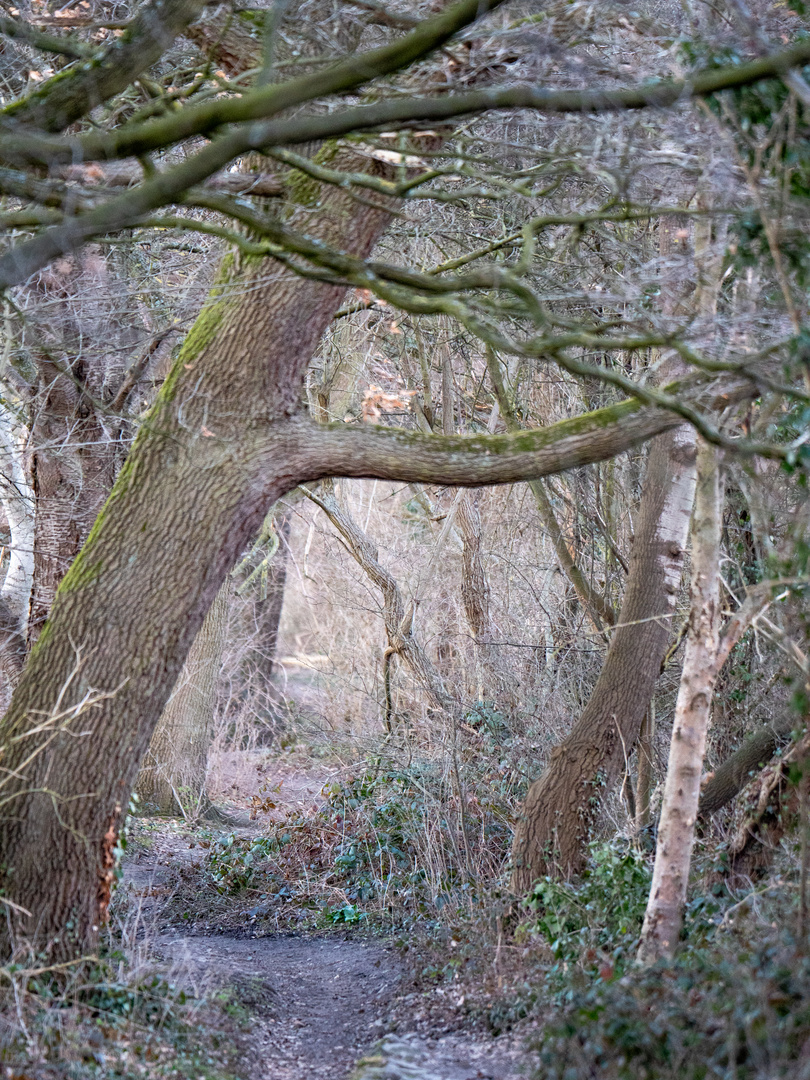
[
  {"left": 151, "top": 930, "right": 526, "bottom": 1080},
  {"left": 156, "top": 933, "right": 395, "bottom": 1079},
  {"left": 121, "top": 744, "right": 531, "bottom": 1080}
]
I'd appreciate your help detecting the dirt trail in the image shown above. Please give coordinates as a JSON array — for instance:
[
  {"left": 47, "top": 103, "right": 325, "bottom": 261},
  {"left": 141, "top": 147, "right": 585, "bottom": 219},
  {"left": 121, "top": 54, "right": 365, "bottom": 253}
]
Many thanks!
[
  {"left": 154, "top": 931, "right": 525, "bottom": 1080},
  {"left": 123, "top": 744, "right": 529, "bottom": 1080},
  {"left": 156, "top": 933, "right": 395, "bottom": 1079}
]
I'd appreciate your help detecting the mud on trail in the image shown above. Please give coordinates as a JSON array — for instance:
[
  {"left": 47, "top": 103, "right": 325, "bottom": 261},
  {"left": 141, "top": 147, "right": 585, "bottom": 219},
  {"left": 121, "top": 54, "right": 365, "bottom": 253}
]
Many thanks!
[
  {"left": 121, "top": 749, "right": 529, "bottom": 1080},
  {"left": 151, "top": 930, "right": 525, "bottom": 1080}
]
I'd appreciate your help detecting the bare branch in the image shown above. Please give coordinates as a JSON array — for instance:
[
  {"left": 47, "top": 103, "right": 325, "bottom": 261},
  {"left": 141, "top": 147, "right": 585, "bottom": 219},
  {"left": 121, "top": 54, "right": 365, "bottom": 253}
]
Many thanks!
[
  {"left": 1, "top": 0, "right": 208, "bottom": 132},
  {"left": 291, "top": 402, "right": 683, "bottom": 488},
  {"left": 0, "top": 15, "right": 91, "bottom": 59}
]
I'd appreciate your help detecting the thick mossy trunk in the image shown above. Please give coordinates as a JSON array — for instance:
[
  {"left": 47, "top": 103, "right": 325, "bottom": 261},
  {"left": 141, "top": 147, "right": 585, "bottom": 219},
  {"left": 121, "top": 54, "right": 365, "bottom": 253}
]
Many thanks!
[
  {"left": 0, "top": 159, "right": 395, "bottom": 959},
  {"left": 511, "top": 425, "right": 697, "bottom": 890}
]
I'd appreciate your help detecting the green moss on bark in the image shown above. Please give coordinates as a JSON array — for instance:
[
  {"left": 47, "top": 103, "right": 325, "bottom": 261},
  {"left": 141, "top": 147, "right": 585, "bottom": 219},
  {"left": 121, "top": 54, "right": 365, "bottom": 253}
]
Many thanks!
[{"left": 283, "top": 141, "right": 340, "bottom": 208}]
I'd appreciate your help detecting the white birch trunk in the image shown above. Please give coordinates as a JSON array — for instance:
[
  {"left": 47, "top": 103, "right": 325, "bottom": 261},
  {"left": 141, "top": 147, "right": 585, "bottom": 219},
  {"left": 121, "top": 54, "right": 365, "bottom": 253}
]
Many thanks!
[
  {"left": 0, "top": 402, "right": 34, "bottom": 687},
  {"left": 638, "top": 438, "right": 723, "bottom": 963}
]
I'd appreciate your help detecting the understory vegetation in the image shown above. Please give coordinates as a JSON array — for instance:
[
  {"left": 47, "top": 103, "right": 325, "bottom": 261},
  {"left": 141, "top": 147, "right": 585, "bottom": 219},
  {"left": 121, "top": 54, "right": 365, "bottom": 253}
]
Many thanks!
[
  {"left": 0, "top": 953, "right": 244, "bottom": 1078},
  {"left": 150, "top": 690, "right": 810, "bottom": 1080},
  {"left": 1, "top": 0, "right": 810, "bottom": 1075}
]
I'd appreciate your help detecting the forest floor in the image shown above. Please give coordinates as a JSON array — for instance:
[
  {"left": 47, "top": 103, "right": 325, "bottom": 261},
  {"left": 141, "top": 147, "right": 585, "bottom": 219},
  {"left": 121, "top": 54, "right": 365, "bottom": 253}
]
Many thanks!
[{"left": 119, "top": 747, "right": 534, "bottom": 1080}]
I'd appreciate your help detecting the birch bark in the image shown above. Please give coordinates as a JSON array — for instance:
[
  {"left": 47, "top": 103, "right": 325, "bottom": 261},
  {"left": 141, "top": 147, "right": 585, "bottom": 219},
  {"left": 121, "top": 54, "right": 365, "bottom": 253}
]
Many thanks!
[{"left": 638, "top": 439, "right": 723, "bottom": 963}]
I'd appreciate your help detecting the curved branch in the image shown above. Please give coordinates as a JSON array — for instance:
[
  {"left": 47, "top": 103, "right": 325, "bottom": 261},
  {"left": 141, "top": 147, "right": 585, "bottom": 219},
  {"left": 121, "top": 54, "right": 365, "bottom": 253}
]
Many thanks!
[
  {"left": 3, "top": 34, "right": 809, "bottom": 330},
  {"left": 3, "top": 36, "right": 809, "bottom": 166},
  {"left": 0, "top": 0, "right": 507, "bottom": 161},
  {"left": 293, "top": 403, "right": 678, "bottom": 487},
  {"left": 281, "top": 368, "right": 762, "bottom": 488},
  {"left": 1, "top": 0, "right": 207, "bottom": 132}
]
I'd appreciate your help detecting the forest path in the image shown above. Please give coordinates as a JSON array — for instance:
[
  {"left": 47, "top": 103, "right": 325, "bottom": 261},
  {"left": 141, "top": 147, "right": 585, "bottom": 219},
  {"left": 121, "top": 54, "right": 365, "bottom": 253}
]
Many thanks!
[
  {"left": 154, "top": 930, "right": 525, "bottom": 1080},
  {"left": 156, "top": 932, "right": 393, "bottom": 1079},
  {"left": 123, "top": 741, "right": 528, "bottom": 1080}
]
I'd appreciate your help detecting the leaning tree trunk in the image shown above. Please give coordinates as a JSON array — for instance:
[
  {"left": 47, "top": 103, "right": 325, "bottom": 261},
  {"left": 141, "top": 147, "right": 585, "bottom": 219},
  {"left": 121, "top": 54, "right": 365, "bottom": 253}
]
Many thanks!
[
  {"left": 511, "top": 422, "right": 698, "bottom": 888},
  {"left": 244, "top": 506, "right": 292, "bottom": 685},
  {"left": 0, "top": 151, "right": 398, "bottom": 960},
  {"left": 135, "top": 584, "right": 228, "bottom": 817},
  {"left": 638, "top": 439, "right": 722, "bottom": 963},
  {"left": 721, "top": 726, "right": 810, "bottom": 885},
  {"left": 698, "top": 713, "right": 796, "bottom": 817},
  {"left": 509, "top": 194, "right": 727, "bottom": 890},
  {"left": 133, "top": 0, "right": 366, "bottom": 803}
]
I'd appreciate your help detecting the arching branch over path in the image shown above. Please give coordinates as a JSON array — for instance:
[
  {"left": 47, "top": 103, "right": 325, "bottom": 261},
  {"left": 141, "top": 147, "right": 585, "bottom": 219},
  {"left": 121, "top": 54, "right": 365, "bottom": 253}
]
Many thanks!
[
  {"left": 0, "top": 0, "right": 797, "bottom": 963},
  {"left": 1, "top": 0, "right": 810, "bottom": 287}
]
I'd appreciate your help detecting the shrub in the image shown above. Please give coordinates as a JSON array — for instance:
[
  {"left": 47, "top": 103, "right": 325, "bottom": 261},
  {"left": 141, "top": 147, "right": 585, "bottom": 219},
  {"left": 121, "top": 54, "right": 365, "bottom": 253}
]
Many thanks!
[
  {"left": 535, "top": 935, "right": 810, "bottom": 1080},
  {"left": 526, "top": 839, "right": 652, "bottom": 978},
  {"left": 203, "top": 763, "right": 514, "bottom": 926}
]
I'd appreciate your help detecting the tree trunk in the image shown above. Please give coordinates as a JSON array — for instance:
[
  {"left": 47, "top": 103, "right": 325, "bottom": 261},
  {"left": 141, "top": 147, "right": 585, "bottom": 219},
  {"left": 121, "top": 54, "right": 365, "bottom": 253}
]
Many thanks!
[
  {"left": 457, "top": 489, "right": 495, "bottom": 701},
  {"left": 511, "top": 423, "right": 697, "bottom": 889},
  {"left": 636, "top": 703, "right": 656, "bottom": 830},
  {"left": 638, "top": 439, "right": 722, "bottom": 963},
  {"left": 0, "top": 150, "right": 397, "bottom": 959},
  {"left": 22, "top": 247, "right": 151, "bottom": 648},
  {"left": 26, "top": 351, "right": 118, "bottom": 647},
  {"left": 246, "top": 508, "right": 291, "bottom": 685},
  {"left": 0, "top": 402, "right": 34, "bottom": 690},
  {"left": 699, "top": 714, "right": 796, "bottom": 817},
  {"left": 721, "top": 727, "right": 810, "bottom": 885},
  {"left": 135, "top": 584, "right": 228, "bottom": 817}
]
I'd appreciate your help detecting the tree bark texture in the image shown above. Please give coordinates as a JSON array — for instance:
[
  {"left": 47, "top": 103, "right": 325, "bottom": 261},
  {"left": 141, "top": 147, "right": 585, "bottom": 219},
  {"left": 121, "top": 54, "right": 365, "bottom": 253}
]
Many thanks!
[
  {"left": 457, "top": 494, "right": 490, "bottom": 638},
  {"left": 699, "top": 714, "right": 796, "bottom": 817},
  {"left": 0, "top": 151, "right": 397, "bottom": 958},
  {"left": 638, "top": 439, "right": 722, "bottom": 963},
  {"left": 0, "top": 402, "right": 34, "bottom": 688},
  {"left": 511, "top": 423, "right": 698, "bottom": 889},
  {"left": 135, "top": 583, "right": 228, "bottom": 817},
  {"left": 636, "top": 703, "right": 656, "bottom": 830}
]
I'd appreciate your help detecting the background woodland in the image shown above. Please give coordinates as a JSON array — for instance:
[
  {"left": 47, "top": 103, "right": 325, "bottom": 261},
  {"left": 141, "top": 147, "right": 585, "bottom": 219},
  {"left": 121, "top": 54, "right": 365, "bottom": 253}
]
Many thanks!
[{"left": 0, "top": 0, "right": 809, "bottom": 1076}]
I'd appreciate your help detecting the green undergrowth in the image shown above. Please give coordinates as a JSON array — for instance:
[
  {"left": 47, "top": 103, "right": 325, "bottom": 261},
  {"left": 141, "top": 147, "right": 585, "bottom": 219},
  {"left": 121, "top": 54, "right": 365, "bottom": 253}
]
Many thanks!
[
  {"left": 524, "top": 838, "right": 723, "bottom": 994},
  {"left": 0, "top": 949, "right": 244, "bottom": 1079},
  {"left": 527, "top": 844, "right": 810, "bottom": 1080},
  {"left": 535, "top": 926, "right": 810, "bottom": 1080},
  {"left": 200, "top": 759, "right": 515, "bottom": 931}
]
